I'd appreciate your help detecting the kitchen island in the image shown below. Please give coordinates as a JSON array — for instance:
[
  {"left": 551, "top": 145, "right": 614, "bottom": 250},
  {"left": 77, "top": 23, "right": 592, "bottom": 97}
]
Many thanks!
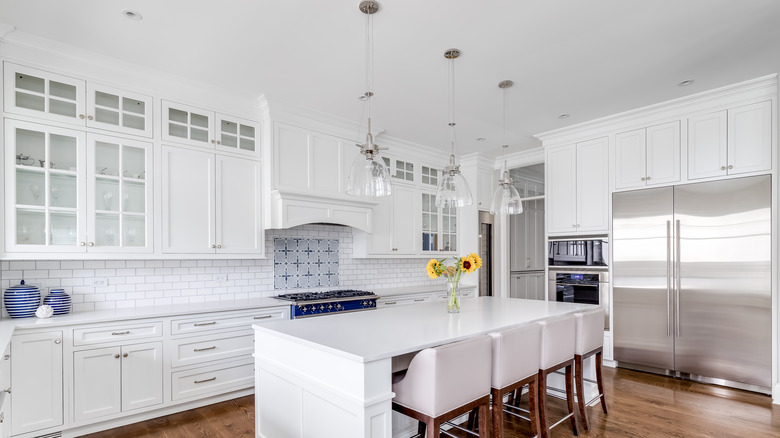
[{"left": 252, "top": 296, "right": 593, "bottom": 438}]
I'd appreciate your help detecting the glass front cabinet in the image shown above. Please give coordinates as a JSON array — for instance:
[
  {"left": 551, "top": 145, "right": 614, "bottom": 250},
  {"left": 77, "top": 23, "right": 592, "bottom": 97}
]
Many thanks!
[
  {"left": 4, "top": 119, "right": 152, "bottom": 254},
  {"left": 420, "top": 165, "right": 457, "bottom": 254}
]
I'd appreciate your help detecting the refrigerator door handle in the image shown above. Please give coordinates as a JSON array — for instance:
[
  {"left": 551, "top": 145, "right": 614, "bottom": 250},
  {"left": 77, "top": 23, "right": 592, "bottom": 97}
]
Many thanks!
[
  {"left": 666, "top": 220, "right": 672, "bottom": 337},
  {"left": 675, "top": 219, "right": 681, "bottom": 338}
]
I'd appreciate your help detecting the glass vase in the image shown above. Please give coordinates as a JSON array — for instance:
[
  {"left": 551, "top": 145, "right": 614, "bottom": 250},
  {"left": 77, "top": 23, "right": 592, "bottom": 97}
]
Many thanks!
[{"left": 447, "top": 276, "right": 460, "bottom": 313}]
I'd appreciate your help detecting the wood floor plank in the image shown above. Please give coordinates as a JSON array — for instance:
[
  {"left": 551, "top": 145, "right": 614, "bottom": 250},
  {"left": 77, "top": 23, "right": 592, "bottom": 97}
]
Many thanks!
[{"left": 82, "top": 367, "right": 780, "bottom": 437}]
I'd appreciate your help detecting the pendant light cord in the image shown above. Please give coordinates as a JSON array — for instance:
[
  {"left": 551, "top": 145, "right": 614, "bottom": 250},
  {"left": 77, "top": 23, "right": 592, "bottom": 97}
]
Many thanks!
[{"left": 448, "top": 54, "right": 456, "bottom": 156}]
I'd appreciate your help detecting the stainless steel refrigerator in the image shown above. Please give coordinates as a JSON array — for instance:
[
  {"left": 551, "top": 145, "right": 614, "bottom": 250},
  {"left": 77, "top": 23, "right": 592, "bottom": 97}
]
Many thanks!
[{"left": 612, "top": 175, "right": 771, "bottom": 393}]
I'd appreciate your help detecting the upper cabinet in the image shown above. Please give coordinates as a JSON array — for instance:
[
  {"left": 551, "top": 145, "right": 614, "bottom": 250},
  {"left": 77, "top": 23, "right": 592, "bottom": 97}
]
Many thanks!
[
  {"left": 162, "top": 100, "right": 260, "bottom": 156},
  {"left": 614, "top": 121, "right": 680, "bottom": 190},
  {"left": 4, "top": 119, "right": 153, "bottom": 254},
  {"left": 4, "top": 62, "right": 153, "bottom": 138},
  {"left": 547, "top": 137, "right": 609, "bottom": 235},
  {"left": 688, "top": 101, "right": 772, "bottom": 180}
]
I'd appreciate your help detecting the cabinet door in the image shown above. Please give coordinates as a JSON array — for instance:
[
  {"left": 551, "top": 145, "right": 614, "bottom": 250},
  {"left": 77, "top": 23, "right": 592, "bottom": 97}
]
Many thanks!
[
  {"left": 162, "top": 146, "right": 215, "bottom": 253},
  {"left": 546, "top": 145, "right": 577, "bottom": 233},
  {"left": 3, "top": 62, "right": 86, "bottom": 125},
  {"left": 11, "top": 331, "right": 63, "bottom": 435},
  {"left": 86, "top": 84, "right": 153, "bottom": 138},
  {"left": 645, "top": 121, "right": 680, "bottom": 186},
  {"left": 87, "top": 134, "right": 153, "bottom": 253},
  {"left": 367, "top": 194, "right": 393, "bottom": 254},
  {"left": 215, "top": 155, "right": 263, "bottom": 254},
  {"left": 73, "top": 346, "right": 121, "bottom": 422},
  {"left": 421, "top": 191, "right": 440, "bottom": 252},
  {"left": 121, "top": 342, "right": 163, "bottom": 412},
  {"left": 215, "top": 114, "right": 259, "bottom": 156},
  {"left": 510, "top": 274, "right": 529, "bottom": 299},
  {"left": 576, "top": 137, "right": 609, "bottom": 232},
  {"left": 688, "top": 111, "right": 727, "bottom": 180},
  {"left": 476, "top": 168, "right": 495, "bottom": 210},
  {"left": 162, "top": 100, "right": 214, "bottom": 149},
  {"left": 529, "top": 199, "right": 546, "bottom": 270},
  {"left": 509, "top": 213, "right": 526, "bottom": 271},
  {"left": 4, "top": 119, "right": 87, "bottom": 253},
  {"left": 728, "top": 101, "right": 772, "bottom": 175},
  {"left": 614, "top": 128, "right": 646, "bottom": 190},
  {"left": 392, "top": 185, "right": 417, "bottom": 254}
]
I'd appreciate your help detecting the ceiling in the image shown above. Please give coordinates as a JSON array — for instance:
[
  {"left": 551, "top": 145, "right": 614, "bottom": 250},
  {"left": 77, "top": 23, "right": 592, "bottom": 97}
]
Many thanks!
[{"left": 1, "top": 0, "right": 778, "bottom": 158}]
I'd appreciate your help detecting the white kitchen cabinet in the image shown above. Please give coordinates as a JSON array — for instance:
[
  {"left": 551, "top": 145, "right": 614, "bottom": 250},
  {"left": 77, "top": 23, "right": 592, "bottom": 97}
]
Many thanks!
[
  {"left": 73, "top": 341, "right": 163, "bottom": 422},
  {"left": 420, "top": 190, "right": 458, "bottom": 254},
  {"left": 381, "top": 155, "right": 415, "bottom": 183},
  {"left": 688, "top": 101, "right": 772, "bottom": 180},
  {"left": 0, "top": 345, "right": 8, "bottom": 438},
  {"left": 4, "top": 62, "right": 153, "bottom": 138},
  {"left": 547, "top": 137, "right": 609, "bottom": 235},
  {"left": 161, "top": 145, "right": 263, "bottom": 255},
  {"left": 509, "top": 198, "right": 545, "bottom": 272},
  {"left": 365, "top": 184, "right": 417, "bottom": 255},
  {"left": 4, "top": 119, "right": 153, "bottom": 255},
  {"left": 162, "top": 100, "right": 259, "bottom": 156},
  {"left": 510, "top": 272, "right": 545, "bottom": 300},
  {"left": 476, "top": 167, "right": 495, "bottom": 211},
  {"left": 10, "top": 331, "right": 63, "bottom": 436},
  {"left": 614, "top": 121, "right": 680, "bottom": 189},
  {"left": 377, "top": 292, "right": 431, "bottom": 307}
]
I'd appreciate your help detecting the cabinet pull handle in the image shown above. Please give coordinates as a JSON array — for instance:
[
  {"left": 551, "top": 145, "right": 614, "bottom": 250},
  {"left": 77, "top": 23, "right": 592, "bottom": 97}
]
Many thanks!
[
  {"left": 79, "top": 114, "right": 85, "bottom": 119},
  {"left": 88, "top": 115, "right": 94, "bottom": 120},
  {"left": 216, "top": 244, "right": 222, "bottom": 249},
  {"left": 211, "top": 139, "right": 216, "bottom": 144},
  {"left": 2, "top": 388, "right": 10, "bottom": 394},
  {"left": 88, "top": 242, "right": 95, "bottom": 247},
  {"left": 123, "top": 353, "right": 128, "bottom": 358},
  {"left": 194, "top": 377, "right": 216, "bottom": 384},
  {"left": 80, "top": 242, "right": 86, "bottom": 246},
  {"left": 384, "top": 301, "right": 396, "bottom": 305},
  {"left": 254, "top": 315, "right": 272, "bottom": 320},
  {"left": 216, "top": 140, "right": 221, "bottom": 145},
  {"left": 641, "top": 177, "right": 646, "bottom": 181},
  {"left": 194, "top": 321, "right": 217, "bottom": 326},
  {"left": 413, "top": 298, "right": 425, "bottom": 302},
  {"left": 728, "top": 164, "right": 733, "bottom": 169},
  {"left": 112, "top": 331, "right": 130, "bottom": 335},
  {"left": 194, "top": 346, "right": 216, "bottom": 352},
  {"left": 646, "top": 176, "right": 651, "bottom": 180},
  {"left": 211, "top": 244, "right": 216, "bottom": 249},
  {"left": 721, "top": 165, "right": 726, "bottom": 170},
  {"left": 54, "top": 338, "right": 62, "bottom": 344},
  {"left": 114, "top": 354, "right": 120, "bottom": 358}
]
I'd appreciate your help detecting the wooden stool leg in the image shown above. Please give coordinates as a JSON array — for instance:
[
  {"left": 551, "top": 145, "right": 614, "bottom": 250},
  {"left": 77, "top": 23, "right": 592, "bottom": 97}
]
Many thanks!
[
  {"left": 596, "top": 351, "right": 608, "bottom": 415},
  {"left": 575, "top": 355, "right": 589, "bottom": 430},
  {"left": 426, "top": 419, "right": 438, "bottom": 438},
  {"left": 492, "top": 388, "right": 504, "bottom": 438},
  {"left": 467, "top": 407, "right": 478, "bottom": 430},
  {"left": 417, "top": 421, "right": 426, "bottom": 436},
  {"left": 478, "top": 401, "right": 489, "bottom": 438},
  {"left": 528, "top": 377, "right": 540, "bottom": 438},
  {"left": 565, "top": 364, "right": 579, "bottom": 436},
  {"left": 538, "top": 370, "right": 549, "bottom": 438}
]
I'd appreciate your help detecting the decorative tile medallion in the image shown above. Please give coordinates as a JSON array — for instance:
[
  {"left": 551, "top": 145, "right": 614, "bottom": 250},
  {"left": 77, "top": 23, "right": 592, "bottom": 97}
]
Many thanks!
[{"left": 273, "top": 238, "right": 339, "bottom": 289}]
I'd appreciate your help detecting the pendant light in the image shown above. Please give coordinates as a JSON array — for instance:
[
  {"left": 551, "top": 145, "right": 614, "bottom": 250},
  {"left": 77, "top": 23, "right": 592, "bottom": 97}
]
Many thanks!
[
  {"left": 346, "top": 0, "right": 392, "bottom": 197},
  {"left": 490, "top": 80, "right": 523, "bottom": 215},
  {"left": 435, "top": 48, "right": 473, "bottom": 208}
]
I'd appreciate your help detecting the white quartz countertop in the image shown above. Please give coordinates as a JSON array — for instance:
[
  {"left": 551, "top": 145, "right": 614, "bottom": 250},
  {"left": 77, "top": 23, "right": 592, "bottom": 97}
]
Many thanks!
[
  {"left": 254, "top": 297, "right": 594, "bottom": 363},
  {"left": 0, "top": 296, "right": 290, "bottom": 349}
]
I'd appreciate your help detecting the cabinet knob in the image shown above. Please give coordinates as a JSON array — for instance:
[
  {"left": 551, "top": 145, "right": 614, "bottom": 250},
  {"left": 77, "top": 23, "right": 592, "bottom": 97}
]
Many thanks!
[
  {"left": 216, "top": 244, "right": 222, "bottom": 249},
  {"left": 211, "top": 244, "right": 216, "bottom": 249},
  {"left": 641, "top": 177, "right": 646, "bottom": 181},
  {"left": 80, "top": 242, "right": 86, "bottom": 246},
  {"left": 88, "top": 115, "right": 94, "bottom": 121},
  {"left": 211, "top": 139, "right": 216, "bottom": 144},
  {"left": 216, "top": 140, "right": 221, "bottom": 145},
  {"left": 79, "top": 114, "right": 85, "bottom": 119},
  {"left": 54, "top": 338, "right": 61, "bottom": 344},
  {"left": 728, "top": 164, "right": 733, "bottom": 169},
  {"left": 572, "top": 224, "right": 577, "bottom": 228},
  {"left": 646, "top": 176, "right": 651, "bottom": 180},
  {"left": 2, "top": 388, "right": 10, "bottom": 394},
  {"left": 88, "top": 242, "right": 94, "bottom": 247},
  {"left": 115, "top": 354, "right": 120, "bottom": 359},
  {"left": 123, "top": 353, "right": 128, "bottom": 358},
  {"left": 721, "top": 166, "right": 726, "bottom": 170}
]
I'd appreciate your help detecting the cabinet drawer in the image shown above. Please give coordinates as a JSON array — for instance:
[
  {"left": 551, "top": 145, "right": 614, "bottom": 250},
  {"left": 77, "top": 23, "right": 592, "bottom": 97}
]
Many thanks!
[
  {"left": 171, "top": 331, "right": 253, "bottom": 368},
  {"left": 171, "top": 361, "right": 253, "bottom": 401},
  {"left": 73, "top": 322, "right": 163, "bottom": 346},
  {"left": 171, "top": 308, "right": 287, "bottom": 335},
  {"left": 377, "top": 295, "right": 431, "bottom": 307}
]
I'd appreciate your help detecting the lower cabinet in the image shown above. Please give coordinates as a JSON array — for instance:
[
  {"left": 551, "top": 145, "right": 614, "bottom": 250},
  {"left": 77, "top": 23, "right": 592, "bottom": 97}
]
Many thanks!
[
  {"left": 10, "top": 331, "right": 63, "bottom": 436},
  {"left": 510, "top": 272, "right": 546, "bottom": 300},
  {"left": 73, "top": 341, "right": 163, "bottom": 422},
  {"left": 377, "top": 287, "right": 477, "bottom": 307},
  {"left": 171, "top": 359, "right": 254, "bottom": 402}
]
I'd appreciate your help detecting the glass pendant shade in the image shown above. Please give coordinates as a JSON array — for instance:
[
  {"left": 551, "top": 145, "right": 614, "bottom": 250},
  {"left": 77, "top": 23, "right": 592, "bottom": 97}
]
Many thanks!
[
  {"left": 436, "top": 169, "right": 473, "bottom": 208},
  {"left": 490, "top": 176, "right": 523, "bottom": 215},
  {"left": 346, "top": 155, "right": 392, "bottom": 197}
]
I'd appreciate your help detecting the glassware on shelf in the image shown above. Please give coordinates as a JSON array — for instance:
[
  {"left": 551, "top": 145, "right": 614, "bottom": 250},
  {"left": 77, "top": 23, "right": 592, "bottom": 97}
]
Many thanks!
[
  {"left": 50, "top": 186, "right": 60, "bottom": 201},
  {"left": 127, "top": 226, "right": 136, "bottom": 244},
  {"left": 29, "top": 184, "right": 40, "bottom": 200},
  {"left": 18, "top": 224, "right": 29, "bottom": 242},
  {"left": 105, "top": 227, "right": 115, "bottom": 243},
  {"left": 103, "top": 191, "right": 113, "bottom": 210}
]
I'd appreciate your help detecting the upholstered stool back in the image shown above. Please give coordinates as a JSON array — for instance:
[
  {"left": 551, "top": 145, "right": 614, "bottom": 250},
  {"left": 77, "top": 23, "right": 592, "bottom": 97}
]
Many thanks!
[
  {"left": 575, "top": 308, "right": 605, "bottom": 355},
  {"left": 489, "top": 323, "right": 541, "bottom": 389},
  {"left": 539, "top": 314, "right": 576, "bottom": 369}
]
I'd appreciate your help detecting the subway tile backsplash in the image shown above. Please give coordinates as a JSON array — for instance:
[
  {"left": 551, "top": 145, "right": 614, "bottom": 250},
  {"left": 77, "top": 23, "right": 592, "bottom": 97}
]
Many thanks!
[{"left": 0, "top": 225, "right": 439, "bottom": 315}]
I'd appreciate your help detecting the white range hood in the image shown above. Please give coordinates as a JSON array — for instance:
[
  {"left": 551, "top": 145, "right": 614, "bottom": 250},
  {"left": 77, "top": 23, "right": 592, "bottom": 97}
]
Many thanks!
[{"left": 267, "top": 189, "right": 375, "bottom": 232}]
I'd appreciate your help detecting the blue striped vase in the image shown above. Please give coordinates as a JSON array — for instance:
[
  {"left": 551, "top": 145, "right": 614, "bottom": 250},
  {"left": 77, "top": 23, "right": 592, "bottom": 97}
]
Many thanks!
[{"left": 43, "top": 288, "right": 72, "bottom": 316}]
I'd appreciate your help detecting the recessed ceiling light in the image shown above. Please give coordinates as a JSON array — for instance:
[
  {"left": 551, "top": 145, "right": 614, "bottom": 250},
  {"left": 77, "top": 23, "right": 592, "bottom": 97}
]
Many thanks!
[
  {"left": 475, "top": 137, "right": 485, "bottom": 142},
  {"left": 122, "top": 9, "right": 143, "bottom": 21},
  {"left": 558, "top": 114, "right": 570, "bottom": 119},
  {"left": 678, "top": 79, "right": 695, "bottom": 87}
]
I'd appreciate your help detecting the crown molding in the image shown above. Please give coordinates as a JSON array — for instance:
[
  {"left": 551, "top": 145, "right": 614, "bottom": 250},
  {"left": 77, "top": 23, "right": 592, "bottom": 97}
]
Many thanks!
[{"left": 536, "top": 74, "right": 778, "bottom": 147}]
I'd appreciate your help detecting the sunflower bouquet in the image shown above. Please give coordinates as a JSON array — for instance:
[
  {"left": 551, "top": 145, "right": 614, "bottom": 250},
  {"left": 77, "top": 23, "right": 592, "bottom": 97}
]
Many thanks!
[{"left": 426, "top": 253, "right": 483, "bottom": 313}]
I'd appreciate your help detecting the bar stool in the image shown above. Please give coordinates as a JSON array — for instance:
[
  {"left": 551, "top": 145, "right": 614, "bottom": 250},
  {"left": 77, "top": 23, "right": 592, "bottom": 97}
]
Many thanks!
[
  {"left": 574, "top": 308, "right": 608, "bottom": 431},
  {"left": 488, "top": 323, "right": 542, "bottom": 438},
  {"left": 538, "top": 314, "right": 578, "bottom": 438},
  {"left": 392, "top": 335, "right": 492, "bottom": 438}
]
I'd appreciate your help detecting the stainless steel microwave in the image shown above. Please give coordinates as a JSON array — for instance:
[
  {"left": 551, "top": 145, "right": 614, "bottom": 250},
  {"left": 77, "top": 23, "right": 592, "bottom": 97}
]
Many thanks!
[{"left": 548, "top": 239, "right": 608, "bottom": 267}]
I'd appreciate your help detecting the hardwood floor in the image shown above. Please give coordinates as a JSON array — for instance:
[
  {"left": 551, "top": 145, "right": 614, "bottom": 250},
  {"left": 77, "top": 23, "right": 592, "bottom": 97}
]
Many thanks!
[{"left": 83, "top": 367, "right": 780, "bottom": 438}]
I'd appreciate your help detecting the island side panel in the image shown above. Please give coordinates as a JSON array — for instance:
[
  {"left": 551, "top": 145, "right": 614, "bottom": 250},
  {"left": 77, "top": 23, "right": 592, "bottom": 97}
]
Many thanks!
[{"left": 254, "top": 326, "right": 393, "bottom": 438}]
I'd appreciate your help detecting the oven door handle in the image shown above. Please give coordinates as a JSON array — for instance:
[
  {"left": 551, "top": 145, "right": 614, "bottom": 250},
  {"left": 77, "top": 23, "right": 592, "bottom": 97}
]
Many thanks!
[{"left": 556, "top": 283, "right": 599, "bottom": 287}]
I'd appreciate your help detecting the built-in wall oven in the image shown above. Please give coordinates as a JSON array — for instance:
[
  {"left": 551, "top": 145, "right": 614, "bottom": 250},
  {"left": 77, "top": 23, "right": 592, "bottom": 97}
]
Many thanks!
[{"left": 548, "top": 237, "right": 609, "bottom": 329}]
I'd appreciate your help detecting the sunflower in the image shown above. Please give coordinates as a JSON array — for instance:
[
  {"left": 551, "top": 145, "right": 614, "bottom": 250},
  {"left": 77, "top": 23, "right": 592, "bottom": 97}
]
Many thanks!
[
  {"left": 468, "top": 253, "right": 483, "bottom": 270},
  {"left": 426, "top": 259, "right": 442, "bottom": 279},
  {"left": 460, "top": 255, "right": 478, "bottom": 274}
]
